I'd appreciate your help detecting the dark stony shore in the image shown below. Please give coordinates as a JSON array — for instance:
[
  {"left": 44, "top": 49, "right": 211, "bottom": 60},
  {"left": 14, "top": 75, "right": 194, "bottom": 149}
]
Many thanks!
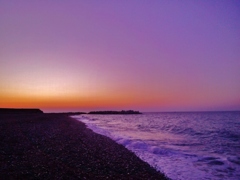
[{"left": 0, "top": 112, "right": 168, "bottom": 179}]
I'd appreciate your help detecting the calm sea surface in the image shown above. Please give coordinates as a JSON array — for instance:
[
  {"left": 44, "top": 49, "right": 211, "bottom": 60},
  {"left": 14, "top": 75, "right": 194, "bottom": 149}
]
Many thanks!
[{"left": 73, "top": 112, "right": 240, "bottom": 180}]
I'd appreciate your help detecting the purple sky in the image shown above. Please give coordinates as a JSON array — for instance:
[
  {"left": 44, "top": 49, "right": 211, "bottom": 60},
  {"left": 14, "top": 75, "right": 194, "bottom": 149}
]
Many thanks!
[{"left": 0, "top": 1, "right": 240, "bottom": 112}]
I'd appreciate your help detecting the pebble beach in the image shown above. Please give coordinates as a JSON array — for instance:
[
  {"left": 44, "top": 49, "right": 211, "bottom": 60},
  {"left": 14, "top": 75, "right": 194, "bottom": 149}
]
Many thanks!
[{"left": 0, "top": 111, "right": 168, "bottom": 179}]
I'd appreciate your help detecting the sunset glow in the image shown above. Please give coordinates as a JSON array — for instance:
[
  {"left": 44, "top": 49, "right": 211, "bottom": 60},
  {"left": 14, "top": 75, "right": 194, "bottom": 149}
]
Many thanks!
[{"left": 0, "top": 1, "right": 239, "bottom": 112}]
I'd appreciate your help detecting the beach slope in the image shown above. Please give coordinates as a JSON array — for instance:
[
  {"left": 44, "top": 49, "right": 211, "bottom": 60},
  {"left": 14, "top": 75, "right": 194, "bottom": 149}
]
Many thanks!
[{"left": 0, "top": 112, "right": 168, "bottom": 179}]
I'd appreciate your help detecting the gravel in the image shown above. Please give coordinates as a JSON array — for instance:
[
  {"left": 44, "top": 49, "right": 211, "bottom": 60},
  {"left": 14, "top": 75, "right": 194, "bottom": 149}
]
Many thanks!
[{"left": 0, "top": 113, "right": 169, "bottom": 180}]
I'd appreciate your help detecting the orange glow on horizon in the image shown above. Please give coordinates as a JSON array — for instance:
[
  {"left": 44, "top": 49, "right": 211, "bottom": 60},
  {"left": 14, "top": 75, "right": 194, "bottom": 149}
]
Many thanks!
[{"left": 0, "top": 89, "right": 173, "bottom": 111}]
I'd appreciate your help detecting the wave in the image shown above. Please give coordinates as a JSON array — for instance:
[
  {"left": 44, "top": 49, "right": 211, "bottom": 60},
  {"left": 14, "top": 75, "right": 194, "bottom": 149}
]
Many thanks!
[{"left": 73, "top": 112, "right": 240, "bottom": 180}]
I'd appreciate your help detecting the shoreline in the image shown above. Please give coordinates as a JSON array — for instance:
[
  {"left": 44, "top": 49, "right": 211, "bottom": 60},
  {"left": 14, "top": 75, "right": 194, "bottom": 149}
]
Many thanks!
[{"left": 0, "top": 112, "right": 168, "bottom": 179}]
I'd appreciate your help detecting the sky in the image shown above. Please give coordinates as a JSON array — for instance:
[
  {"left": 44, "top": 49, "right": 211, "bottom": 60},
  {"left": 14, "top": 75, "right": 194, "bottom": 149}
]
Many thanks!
[{"left": 0, "top": 0, "right": 240, "bottom": 112}]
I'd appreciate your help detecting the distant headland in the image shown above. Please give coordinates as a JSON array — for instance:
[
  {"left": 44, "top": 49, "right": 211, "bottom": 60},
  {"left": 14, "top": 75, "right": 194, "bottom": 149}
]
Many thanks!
[
  {"left": 88, "top": 110, "right": 142, "bottom": 115},
  {"left": 0, "top": 108, "right": 43, "bottom": 114}
]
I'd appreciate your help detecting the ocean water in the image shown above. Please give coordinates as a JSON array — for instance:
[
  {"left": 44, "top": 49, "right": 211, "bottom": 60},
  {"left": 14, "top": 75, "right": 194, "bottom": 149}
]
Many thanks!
[{"left": 73, "top": 112, "right": 240, "bottom": 180}]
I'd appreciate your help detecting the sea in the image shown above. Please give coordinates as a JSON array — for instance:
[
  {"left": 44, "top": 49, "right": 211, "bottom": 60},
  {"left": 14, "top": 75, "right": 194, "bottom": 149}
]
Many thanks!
[{"left": 73, "top": 111, "right": 240, "bottom": 180}]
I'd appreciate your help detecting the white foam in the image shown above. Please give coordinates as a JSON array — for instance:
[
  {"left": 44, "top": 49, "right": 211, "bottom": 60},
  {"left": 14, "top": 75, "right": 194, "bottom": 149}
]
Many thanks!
[{"left": 73, "top": 114, "right": 240, "bottom": 180}]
